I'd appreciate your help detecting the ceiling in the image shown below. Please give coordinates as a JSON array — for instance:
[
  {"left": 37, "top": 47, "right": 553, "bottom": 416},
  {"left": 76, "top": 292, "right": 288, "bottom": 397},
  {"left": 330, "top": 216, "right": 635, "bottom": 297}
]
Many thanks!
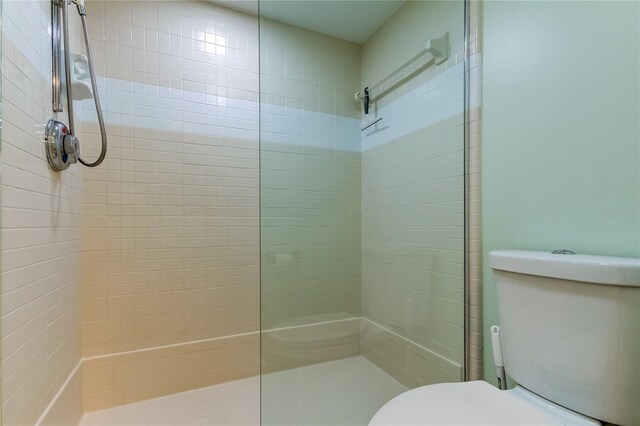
[{"left": 213, "top": 0, "right": 405, "bottom": 44}]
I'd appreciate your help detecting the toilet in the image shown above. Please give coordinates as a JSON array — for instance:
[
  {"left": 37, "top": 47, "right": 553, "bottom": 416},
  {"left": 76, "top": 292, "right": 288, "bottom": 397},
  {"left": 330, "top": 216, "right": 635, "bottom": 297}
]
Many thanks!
[{"left": 370, "top": 250, "right": 640, "bottom": 426}]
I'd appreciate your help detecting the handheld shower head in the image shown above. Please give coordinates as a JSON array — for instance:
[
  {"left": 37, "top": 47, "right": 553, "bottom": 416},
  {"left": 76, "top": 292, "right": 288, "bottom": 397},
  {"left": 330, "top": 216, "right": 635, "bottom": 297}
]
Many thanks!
[{"left": 74, "top": 0, "right": 86, "bottom": 16}]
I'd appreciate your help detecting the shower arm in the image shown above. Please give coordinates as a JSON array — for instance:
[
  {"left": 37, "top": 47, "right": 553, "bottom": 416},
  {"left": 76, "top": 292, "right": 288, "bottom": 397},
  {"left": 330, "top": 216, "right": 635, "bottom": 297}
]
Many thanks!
[{"left": 355, "top": 32, "right": 450, "bottom": 105}]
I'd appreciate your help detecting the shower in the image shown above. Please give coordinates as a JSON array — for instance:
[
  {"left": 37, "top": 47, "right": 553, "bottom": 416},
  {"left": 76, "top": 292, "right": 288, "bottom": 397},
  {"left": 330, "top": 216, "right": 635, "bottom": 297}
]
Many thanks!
[
  {"left": 46, "top": 0, "right": 106, "bottom": 171},
  {"left": 0, "top": 0, "right": 477, "bottom": 424},
  {"left": 0, "top": 0, "right": 639, "bottom": 423}
]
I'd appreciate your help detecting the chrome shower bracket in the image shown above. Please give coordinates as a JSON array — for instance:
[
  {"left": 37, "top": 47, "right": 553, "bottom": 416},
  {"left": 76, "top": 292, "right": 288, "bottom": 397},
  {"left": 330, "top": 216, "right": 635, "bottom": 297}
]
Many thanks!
[
  {"left": 52, "top": 0, "right": 63, "bottom": 112},
  {"left": 49, "top": 0, "right": 79, "bottom": 171}
]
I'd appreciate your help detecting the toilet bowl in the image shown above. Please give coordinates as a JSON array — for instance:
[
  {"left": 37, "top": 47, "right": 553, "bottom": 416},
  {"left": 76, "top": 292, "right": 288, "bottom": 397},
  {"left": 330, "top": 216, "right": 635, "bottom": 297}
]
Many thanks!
[
  {"left": 370, "top": 250, "right": 640, "bottom": 426},
  {"left": 370, "top": 381, "right": 599, "bottom": 425}
]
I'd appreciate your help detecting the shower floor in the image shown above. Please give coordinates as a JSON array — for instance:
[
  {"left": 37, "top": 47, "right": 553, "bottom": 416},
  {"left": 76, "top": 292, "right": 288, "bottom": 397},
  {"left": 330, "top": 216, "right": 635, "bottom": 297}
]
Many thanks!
[{"left": 79, "top": 356, "right": 406, "bottom": 426}]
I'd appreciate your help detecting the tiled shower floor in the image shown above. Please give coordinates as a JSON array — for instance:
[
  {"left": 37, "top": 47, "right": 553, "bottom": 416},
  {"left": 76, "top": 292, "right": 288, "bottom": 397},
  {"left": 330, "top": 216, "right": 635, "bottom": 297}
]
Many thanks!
[{"left": 80, "top": 356, "right": 406, "bottom": 426}]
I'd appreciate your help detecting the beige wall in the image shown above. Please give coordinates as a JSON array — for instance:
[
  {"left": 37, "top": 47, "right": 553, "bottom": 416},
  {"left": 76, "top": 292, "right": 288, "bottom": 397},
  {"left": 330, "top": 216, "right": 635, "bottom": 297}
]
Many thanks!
[{"left": 1, "top": 0, "right": 84, "bottom": 424}]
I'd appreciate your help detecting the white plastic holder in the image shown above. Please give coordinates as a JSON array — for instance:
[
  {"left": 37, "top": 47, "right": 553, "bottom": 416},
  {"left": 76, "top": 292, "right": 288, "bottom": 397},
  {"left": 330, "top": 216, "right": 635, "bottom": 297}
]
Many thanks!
[
  {"left": 490, "top": 325, "right": 508, "bottom": 390},
  {"left": 70, "top": 52, "right": 93, "bottom": 100}
]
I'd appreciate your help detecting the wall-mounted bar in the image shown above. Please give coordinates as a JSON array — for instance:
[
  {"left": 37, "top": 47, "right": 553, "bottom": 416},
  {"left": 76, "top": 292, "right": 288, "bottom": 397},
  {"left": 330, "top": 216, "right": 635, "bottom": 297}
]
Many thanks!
[{"left": 355, "top": 32, "right": 450, "bottom": 104}]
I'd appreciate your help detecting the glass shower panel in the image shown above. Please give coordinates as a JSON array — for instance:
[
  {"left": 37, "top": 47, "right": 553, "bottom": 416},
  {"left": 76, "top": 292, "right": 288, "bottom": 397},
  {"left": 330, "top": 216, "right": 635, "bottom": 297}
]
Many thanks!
[
  {"left": 260, "top": 1, "right": 466, "bottom": 424},
  {"left": 258, "top": 9, "right": 363, "bottom": 413},
  {"left": 77, "top": 1, "right": 261, "bottom": 422}
]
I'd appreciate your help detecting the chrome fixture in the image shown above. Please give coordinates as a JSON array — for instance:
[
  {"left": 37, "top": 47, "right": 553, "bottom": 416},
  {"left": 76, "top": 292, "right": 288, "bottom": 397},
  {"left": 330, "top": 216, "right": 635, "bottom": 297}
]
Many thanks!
[
  {"left": 47, "top": 0, "right": 106, "bottom": 172},
  {"left": 45, "top": 119, "right": 79, "bottom": 171},
  {"left": 356, "top": 32, "right": 450, "bottom": 133},
  {"left": 52, "top": 0, "right": 63, "bottom": 112}
]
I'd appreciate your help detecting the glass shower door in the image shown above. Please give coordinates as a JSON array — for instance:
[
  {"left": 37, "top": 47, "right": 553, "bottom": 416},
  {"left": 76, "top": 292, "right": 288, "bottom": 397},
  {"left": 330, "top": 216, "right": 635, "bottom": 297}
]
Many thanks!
[{"left": 259, "top": 1, "right": 467, "bottom": 424}]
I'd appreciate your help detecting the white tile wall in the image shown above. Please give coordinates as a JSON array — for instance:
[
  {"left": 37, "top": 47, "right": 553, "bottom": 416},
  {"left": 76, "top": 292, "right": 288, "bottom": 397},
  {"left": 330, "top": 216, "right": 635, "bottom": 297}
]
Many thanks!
[
  {"left": 258, "top": 19, "right": 362, "bottom": 328},
  {"left": 360, "top": 0, "right": 467, "bottom": 371},
  {"left": 80, "top": 0, "right": 261, "bottom": 356},
  {"left": 2, "top": 0, "right": 84, "bottom": 424},
  {"left": 361, "top": 62, "right": 464, "bottom": 151},
  {"left": 361, "top": 0, "right": 465, "bottom": 108},
  {"left": 259, "top": 19, "right": 361, "bottom": 151}
]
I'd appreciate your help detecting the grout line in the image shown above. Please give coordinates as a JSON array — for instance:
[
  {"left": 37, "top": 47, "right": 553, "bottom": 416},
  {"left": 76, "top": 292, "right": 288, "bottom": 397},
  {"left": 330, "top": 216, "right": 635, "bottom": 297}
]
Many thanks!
[
  {"left": 84, "top": 317, "right": 362, "bottom": 363},
  {"left": 82, "top": 330, "right": 260, "bottom": 362},
  {"left": 35, "top": 359, "right": 83, "bottom": 426},
  {"left": 264, "top": 316, "right": 361, "bottom": 333},
  {"left": 48, "top": 317, "right": 462, "bottom": 422}
]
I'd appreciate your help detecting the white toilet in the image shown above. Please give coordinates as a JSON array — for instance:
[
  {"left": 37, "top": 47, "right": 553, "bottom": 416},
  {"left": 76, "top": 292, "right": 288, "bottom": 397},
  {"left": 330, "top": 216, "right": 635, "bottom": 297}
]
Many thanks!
[{"left": 370, "top": 250, "right": 640, "bottom": 426}]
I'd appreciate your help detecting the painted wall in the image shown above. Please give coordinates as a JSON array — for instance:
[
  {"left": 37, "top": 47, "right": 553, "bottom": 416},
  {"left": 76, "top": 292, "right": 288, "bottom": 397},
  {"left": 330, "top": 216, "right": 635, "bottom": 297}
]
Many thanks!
[
  {"left": 1, "top": 0, "right": 84, "bottom": 424},
  {"left": 482, "top": 0, "right": 640, "bottom": 380},
  {"left": 360, "top": 0, "right": 467, "bottom": 386}
]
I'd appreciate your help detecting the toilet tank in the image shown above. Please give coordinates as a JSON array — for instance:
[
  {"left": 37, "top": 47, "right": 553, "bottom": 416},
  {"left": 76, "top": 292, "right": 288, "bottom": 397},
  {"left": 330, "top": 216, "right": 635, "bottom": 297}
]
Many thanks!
[{"left": 489, "top": 250, "right": 640, "bottom": 426}]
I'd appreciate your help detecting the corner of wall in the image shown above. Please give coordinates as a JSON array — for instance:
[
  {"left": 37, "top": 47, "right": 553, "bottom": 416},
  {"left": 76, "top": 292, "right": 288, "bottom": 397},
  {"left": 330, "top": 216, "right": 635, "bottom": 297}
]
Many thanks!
[{"left": 37, "top": 362, "right": 84, "bottom": 426}]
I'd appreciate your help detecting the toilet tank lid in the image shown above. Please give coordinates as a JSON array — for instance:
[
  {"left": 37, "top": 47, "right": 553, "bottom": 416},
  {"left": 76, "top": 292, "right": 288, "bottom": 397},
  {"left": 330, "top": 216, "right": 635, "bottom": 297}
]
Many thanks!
[{"left": 489, "top": 250, "right": 640, "bottom": 287}]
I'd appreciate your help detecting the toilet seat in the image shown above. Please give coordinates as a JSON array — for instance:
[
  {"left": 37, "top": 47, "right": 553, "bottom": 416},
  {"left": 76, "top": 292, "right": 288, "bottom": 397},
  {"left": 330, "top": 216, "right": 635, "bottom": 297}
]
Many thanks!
[{"left": 369, "top": 381, "right": 601, "bottom": 425}]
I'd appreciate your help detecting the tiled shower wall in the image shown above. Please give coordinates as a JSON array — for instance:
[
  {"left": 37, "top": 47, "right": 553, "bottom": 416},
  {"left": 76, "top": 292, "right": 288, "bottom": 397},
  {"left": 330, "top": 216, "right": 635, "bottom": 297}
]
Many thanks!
[
  {"left": 79, "top": 0, "right": 262, "bottom": 410},
  {"left": 359, "top": 0, "right": 468, "bottom": 386},
  {"left": 79, "top": 0, "right": 364, "bottom": 411},
  {"left": 80, "top": 0, "right": 260, "bottom": 357},
  {"left": 259, "top": 19, "right": 362, "bottom": 329},
  {"left": 259, "top": 17, "right": 362, "bottom": 372},
  {"left": 1, "top": 1, "right": 84, "bottom": 424}
]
